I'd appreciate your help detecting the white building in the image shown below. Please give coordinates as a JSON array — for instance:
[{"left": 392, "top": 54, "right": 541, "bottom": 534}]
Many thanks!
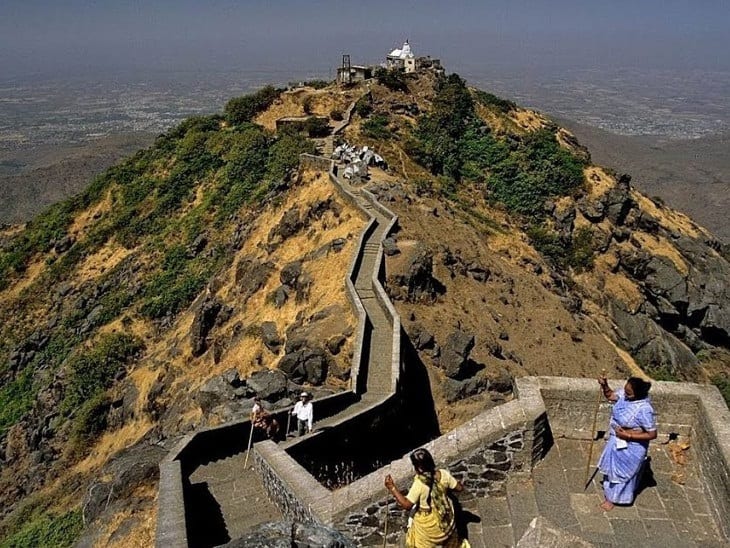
[{"left": 386, "top": 40, "right": 416, "bottom": 73}]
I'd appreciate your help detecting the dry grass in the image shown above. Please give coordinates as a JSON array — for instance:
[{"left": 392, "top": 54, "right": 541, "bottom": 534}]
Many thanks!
[
  {"left": 508, "top": 108, "right": 549, "bottom": 132},
  {"left": 98, "top": 484, "right": 157, "bottom": 548},
  {"left": 69, "top": 190, "right": 112, "bottom": 235},
  {"left": 631, "top": 232, "right": 689, "bottom": 275},
  {"left": 2, "top": 256, "right": 45, "bottom": 301},
  {"left": 584, "top": 166, "right": 616, "bottom": 199},
  {"left": 254, "top": 90, "right": 313, "bottom": 131},
  {"left": 75, "top": 242, "right": 132, "bottom": 280},
  {"left": 73, "top": 418, "right": 153, "bottom": 475},
  {"left": 158, "top": 169, "right": 365, "bottom": 411},
  {"left": 633, "top": 191, "right": 708, "bottom": 240}
]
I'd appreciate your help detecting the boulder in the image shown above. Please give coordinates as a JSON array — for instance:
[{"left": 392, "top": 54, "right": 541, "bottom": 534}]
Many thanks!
[
  {"left": 439, "top": 330, "right": 475, "bottom": 379},
  {"left": 191, "top": 297, "right": 223, "bottom": 357},
  {"left": 261, "top": 321, "right": 283, "bottom": 354},
  {"left": 82, "top": 444, "right": 166, "bottom": 524},
  {"left": 406, "top": 322, "right": 435, "bottom": 351},
  {"left": 280, "top": 261, "right": 303, "bottom": 288},
  {"left": 235, "top": 258, "right": 275, "bottom": 299},
  {"left": 269, "top": 208, "right": 302, "bottom": 241},
  {"left": 382, "top": 237, "right": 400, "bottom": 256},
  {"left": 246, "top": 370, "right": 288, "bottom": 401},
  {"left": 196, "top": 376, "right": 235, "bottom": 413},
  {"left": 330, "top": 238, "right": 347, "bottom": 253},
  {"left": 279, "top": 347, "right": 329, "bottom": 385},
  {"left": 389, "top": 247, "right": 441, "bottom": 302}
]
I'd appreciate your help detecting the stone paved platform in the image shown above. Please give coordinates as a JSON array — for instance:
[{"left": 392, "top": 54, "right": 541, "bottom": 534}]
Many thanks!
[{"left": 461, "top": 437, "right": 725, "bottom": 547}]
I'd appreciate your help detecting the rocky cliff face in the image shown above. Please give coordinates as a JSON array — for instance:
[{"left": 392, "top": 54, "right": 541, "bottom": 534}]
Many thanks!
[{"left": 0, "top": 74, "right": 728, "bottom": 545}]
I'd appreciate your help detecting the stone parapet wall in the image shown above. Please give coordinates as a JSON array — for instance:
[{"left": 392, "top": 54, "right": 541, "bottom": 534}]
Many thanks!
[
  {"left": 155, "top": 459, "right": 188, "bottom": 548},
  {"left": 299, "top": 153, "right": 333, "bottom": 172}
]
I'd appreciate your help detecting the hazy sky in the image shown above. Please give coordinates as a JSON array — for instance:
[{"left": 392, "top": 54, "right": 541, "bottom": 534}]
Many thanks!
[{"left": 1, "top": 0, "right": 728, "bottom": 79}]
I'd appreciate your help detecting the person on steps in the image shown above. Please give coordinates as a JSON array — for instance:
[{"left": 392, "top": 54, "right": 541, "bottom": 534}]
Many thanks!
[
  {"left": 384, "top": 448, "right": 471, "bottom": 548},
  {"left": 250, "top": 396, "right": 279, "bottom": 440},
  {"left": 292, "top": 391, "right": 314, "bottom": 436},
  {"left": 597, "top": 375, "right": 657, "bottom": 511}
]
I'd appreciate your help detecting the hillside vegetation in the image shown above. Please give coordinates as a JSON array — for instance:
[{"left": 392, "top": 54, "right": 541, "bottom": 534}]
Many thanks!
[{"left": 1, "top": 72, "right": 729, "bottom": 546}]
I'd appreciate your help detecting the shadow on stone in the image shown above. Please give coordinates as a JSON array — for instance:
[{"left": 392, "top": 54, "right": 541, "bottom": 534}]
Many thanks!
[
  {"left": 186, "top": 481, "right": 229, "bottom": 548},
  {"left": 635, "top": 456, "right": 657, "bottom": 497},
  {"left": 452, "top": 494, "right": 481, "bottom": 541}
]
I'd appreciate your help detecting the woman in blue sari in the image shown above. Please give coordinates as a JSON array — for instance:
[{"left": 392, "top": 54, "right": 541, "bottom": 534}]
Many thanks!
[{"left": 597, "top": 376, "right": 657, "bottom": 511}]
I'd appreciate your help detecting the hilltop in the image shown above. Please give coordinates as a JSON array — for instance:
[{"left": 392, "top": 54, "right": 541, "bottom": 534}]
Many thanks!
[{"left": 0, "top": 70, "right": 728, "bottom": 546}]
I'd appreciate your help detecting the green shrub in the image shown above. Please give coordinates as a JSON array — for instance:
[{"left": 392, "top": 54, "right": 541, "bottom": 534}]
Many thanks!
[
  {"left": 224, "top": 86, "right": 282, "bottom": 125},
  {"left": 361, "top": 114, "right": 392, "bottom": 140},
  {"left": 62, "top": 333, "right": 143, "bottom": 412},
  {"left": 569, "top": 227, "right": 596, "bottom": 271},
  {"left": 304, "top": 116, "right": 330, "bottom": 138},
  {"left": 374, "top": 67, "right": 408, "bottom": 92},
  {"left": 68, "top": 393, "right": 111, "bottom": 457},
  {"left": 302, "top": 79, "right": 330, "bottom": 90},
  {"left": 0, "top": 369, "right": 34, "bottom": 437},
  {"left": 0, "top": 509, "right": 82, "bottom": 548},
  {"left": 527, "top": 224, "right": 596, "bottom": 271},
  {"left": 302, "top": 96, "right": 314, "bottom": 115},
  {"left": 354, "top": 96, "right": 373, "bottom": 118},
  {"left": 329, "top": 109, "right": 344, "bottom": 121},
  {"left": 473, "top": 89, "right": 517, "bottom": 113}
]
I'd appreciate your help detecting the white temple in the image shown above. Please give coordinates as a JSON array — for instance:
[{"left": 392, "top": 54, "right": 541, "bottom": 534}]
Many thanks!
[{"left": 386, "top": 40, "right": 416, "bottom": 73}]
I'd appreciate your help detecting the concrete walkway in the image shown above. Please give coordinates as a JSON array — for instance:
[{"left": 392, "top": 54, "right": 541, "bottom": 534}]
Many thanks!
[{"left": 461, "top": 437, "right": 725, "bottom": 547}]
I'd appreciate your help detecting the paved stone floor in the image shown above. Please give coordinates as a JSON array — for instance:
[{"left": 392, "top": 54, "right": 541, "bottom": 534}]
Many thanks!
[{"left": 462, "top": 437, "right": 726, "bottom": 547}]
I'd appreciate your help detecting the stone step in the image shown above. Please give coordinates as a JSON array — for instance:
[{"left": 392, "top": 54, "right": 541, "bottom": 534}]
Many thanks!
[{"left": 505, "top": 476, "right": 539, "bottom": 544}]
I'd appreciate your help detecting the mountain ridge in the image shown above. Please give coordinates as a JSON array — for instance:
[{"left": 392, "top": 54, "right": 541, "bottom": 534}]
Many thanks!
[{"left": 0, "top": 71, "right": 728, "bottom": 546}]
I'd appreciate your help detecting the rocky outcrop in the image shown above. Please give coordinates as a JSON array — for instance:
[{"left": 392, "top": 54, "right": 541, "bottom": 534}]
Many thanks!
[
  {"left": 439, "top": 329, "right": 475, "bottom": 379},
  {"left": 235, "top": 257, "right": 275, "bottom": 299},
  {"left": 190, "top": 296, "right": 223, "bottom": 357},
  {"left": 387, "top": 246, "right": 443, "bottom": 302}
]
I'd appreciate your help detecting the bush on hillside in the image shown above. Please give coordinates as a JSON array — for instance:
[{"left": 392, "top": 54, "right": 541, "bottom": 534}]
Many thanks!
[
  {"left": 0, "top": 509, "right": 82, "bottom": 548},
  {"left": 354, "top": 96, "right": 373, "bottom": 118},
  {"left": 62, "top": 333, "right": 144, "bottom": 413},
  {"left": 374, "top": 67, "right": 409, "bottom": 92},
  {"left": 361, "top": 114, "right": 392, "bottom": 140},
  {"left": 473, "top": 89, "right": 517, "bottom": 113},
  {"left": 225, "top": 86, "right": 282, "bottom": 125},
  {"left": 304, "top": 116, "right": 330, "bottom": 138}
]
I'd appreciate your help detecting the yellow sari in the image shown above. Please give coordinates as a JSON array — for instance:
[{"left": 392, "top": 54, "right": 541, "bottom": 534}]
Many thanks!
[{"left": 404, "top": 470, "right": 471, "bottom": 548}]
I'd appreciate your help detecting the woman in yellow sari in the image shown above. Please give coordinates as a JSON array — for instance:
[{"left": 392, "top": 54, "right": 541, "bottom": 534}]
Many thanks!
[{"left": 384, "top": 448, "right": 470, "bottom": 548}]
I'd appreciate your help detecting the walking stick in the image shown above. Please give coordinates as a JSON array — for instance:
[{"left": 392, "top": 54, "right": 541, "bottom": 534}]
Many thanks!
[
  {"left": 584, "top": 369, "right": 606, "bottom": 488},
  {"left": 383, "top": 493, "right": 389, "bottom": 548},
  {"left": 243, "top": 421, "right": 255, "bottom": 468}
]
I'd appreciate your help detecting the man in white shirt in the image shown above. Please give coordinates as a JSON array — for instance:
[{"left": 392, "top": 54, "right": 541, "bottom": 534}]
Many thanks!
[{"left": 292, "top": 392, "right": 314, "bottom": 436}]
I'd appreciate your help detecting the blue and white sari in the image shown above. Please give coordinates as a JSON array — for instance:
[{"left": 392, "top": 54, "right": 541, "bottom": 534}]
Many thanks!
[{"left": 597, "top": 389, "right": 657, "bottom": 504}]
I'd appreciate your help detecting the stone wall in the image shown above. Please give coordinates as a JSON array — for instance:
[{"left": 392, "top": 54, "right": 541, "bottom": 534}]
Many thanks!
[
  {"left": 299, "top": 153, "right": 334, "bottom": 173},
  {"left": 337, "top": 430, "right": 528, "bottom": 546}
]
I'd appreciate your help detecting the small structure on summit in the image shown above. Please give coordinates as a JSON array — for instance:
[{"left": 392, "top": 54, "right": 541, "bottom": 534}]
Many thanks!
[
  {"left": 386, "top": 39, "right": 444, "bottom": 75},
  {"left": 337, "top": 54, "right": 373, "bottom": 85},
  {"left": 337, "top": 41, "right": 444, "bottom": 85}
]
